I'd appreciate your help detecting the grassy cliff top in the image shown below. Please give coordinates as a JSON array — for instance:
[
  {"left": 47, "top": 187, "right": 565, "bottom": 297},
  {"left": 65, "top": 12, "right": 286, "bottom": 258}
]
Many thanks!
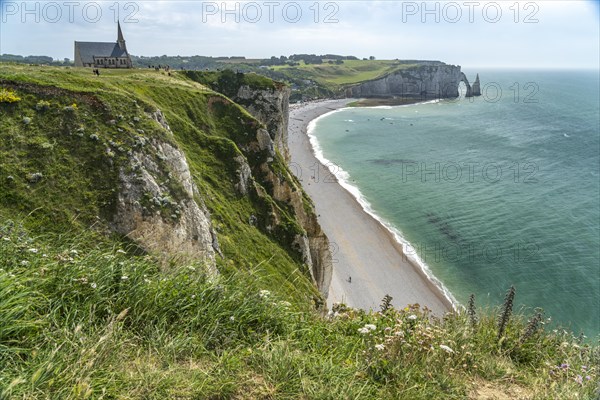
[
  {"left": 271, "top": 60, "right": 421, "bottom": 85},
  {"left": 0, "top": 64, "right": 597, "bottom": 399}
]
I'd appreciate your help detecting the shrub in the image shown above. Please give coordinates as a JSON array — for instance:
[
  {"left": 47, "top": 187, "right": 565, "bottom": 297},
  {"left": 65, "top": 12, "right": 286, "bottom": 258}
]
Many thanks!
[
  {"left": 35, "top": 100, "right": 51, "bottom": 111},
  {"left": 0, "top": 88, "right": 21, "bottom": 103}
]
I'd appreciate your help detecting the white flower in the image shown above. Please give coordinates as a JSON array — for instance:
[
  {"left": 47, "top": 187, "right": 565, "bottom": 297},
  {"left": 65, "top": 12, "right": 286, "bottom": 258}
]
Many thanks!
[
  {"left": 121, "top": 275, "right": 129, "bottom": 280},
  {"left": 28, "top": 248, "right": 38, "bottom": 253},
  {"left": 259, "top": 290, "right": 271, "bottom": 298},
  {"left": 358, "top": 327, "right": 370, "bottom": 334},
  {"left": 375, "top": 344, "right": 385, "bottom": 351},
  {"left": 70, "top": 250, "right": 78, "bottom": 255},
  {"left": 364, "top": 324, "right": 377, "bottom": 331},
  {"left": 42, "top": 254, "right": 48, "bottom": 258},
  {"left": 20, "top": 260, "right": 29, "bottom": 266},
  {"left": 90, "top": 282, "right": 97, "bottom": 289},
  {"left": 407, "top": 314, "right": 418, "bottom": 320},
  {"left": 440, "top": 344, "right": 454, "bottom": 354},
  {"left": 144, "top": 278, "right": 151, "bottom": 284},
  {"left": 230, "top": 316, "right": 235, "bottom": 322}
]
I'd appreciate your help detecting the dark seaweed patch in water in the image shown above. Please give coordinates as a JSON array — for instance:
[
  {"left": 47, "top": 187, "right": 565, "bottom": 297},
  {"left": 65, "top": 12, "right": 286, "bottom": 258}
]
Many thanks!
[
  {"left": 368, "top": 158, "right": 417, "bottom": 166},
  {"left": 426, "top": 212, "right": 462, "bottom": 242}
]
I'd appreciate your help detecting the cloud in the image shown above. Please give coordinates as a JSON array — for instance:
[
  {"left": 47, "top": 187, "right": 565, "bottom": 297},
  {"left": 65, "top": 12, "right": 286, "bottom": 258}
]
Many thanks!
[{"left": 0, "top": 0, "right": 597, "bottom": 68}]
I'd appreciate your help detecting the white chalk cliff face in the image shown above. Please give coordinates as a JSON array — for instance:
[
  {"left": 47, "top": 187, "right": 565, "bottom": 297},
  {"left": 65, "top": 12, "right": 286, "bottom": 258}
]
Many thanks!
[
  {"left": 235, "top": 85, "right": 333, "bottom": 297},
  {"left": 347, "top": 64, "right": 464, "bottom": 98},
  {"left": 112, "top": 110, "right": 217, "bottom": 273}
]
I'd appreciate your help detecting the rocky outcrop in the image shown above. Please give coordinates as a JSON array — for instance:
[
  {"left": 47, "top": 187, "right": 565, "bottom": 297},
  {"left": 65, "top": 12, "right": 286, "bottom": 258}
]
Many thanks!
[
  {"left": 111, "top": 110, "right": 217, "bottom": 273},
  {"left": 236, "top": 85, "right": 291, "bottom": 160},
  {"left": 472, "top": 74, "right": 481, "bottom": 96},
  {"left": 460, "top": 72, "right": 473, "bottom": 98},
  {"left": 234, "top": 85, "right": 332, "bottom": 297},
  {"left": 234, "top": 155, "right": 252, "bottom": 195},
  {"left": 347, "top": 63, "right": 481, "bottom": 99},
  {"left": 262, "top": 165, "right": 333, "bottom": 297}
]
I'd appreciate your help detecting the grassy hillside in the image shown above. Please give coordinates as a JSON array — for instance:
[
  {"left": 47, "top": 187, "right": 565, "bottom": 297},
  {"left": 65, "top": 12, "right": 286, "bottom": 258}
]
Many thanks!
[
  {"left": 271, "top": 59, "right": 418, "bottom": 86},
  {"left": 0, "top": 65, "right": 598, "bottom": 399},
  {"left": 0, "top": 65, "right": 318, "bottom": 303}
]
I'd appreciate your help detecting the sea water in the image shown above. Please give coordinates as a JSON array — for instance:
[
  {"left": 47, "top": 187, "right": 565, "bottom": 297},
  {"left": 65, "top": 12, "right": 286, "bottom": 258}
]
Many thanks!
[{"left": 309, "top": 70, "right": 600, "bottom": 337}]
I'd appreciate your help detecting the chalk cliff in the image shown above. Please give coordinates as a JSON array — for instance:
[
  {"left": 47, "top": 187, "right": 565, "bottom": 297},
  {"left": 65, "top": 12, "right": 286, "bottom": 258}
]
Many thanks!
[
  {"left": 234, "top": 84, "right": 333, "bottom": 297},
  {"left": 347, "top": 64, "right": 481, "bottom": 99}
]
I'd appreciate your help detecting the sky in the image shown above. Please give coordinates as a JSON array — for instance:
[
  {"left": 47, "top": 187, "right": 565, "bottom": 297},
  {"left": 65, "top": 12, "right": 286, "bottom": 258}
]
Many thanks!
[{"left": 0, "top": 0, "right": 599, "bottom": 69}]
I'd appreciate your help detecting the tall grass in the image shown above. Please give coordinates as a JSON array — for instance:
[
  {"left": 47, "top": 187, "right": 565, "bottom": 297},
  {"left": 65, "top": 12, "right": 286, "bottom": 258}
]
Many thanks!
[{"left": 1, "top": 222, "right": 598, "bottom": 399}]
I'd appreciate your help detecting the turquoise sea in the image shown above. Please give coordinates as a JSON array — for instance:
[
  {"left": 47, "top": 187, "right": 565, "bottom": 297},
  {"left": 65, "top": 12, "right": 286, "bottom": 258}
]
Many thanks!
[{"left": 310, "top": 70, "right": 600, "bottom": 337}]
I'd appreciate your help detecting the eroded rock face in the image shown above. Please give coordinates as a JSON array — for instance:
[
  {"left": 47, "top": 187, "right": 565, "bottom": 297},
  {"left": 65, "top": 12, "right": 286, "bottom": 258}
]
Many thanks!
[
  {"left": 235, "top": 85, "right": 333, "bottom": 297},
  {"left": 347, "top": 64, "right": 463, "bottom": 99},
  {"left": 263, "top": 165, "right": 333, "bottom": 296},
  {"left": 460, "top": 72, "right": 473, "bottom": 98},
  {"left": 472, "top": 74, "right": 481, "bottom": 96},
  {"left": 112, "top": 111, "right": 217, "bottom": 273},
  {"left": 236, "top": 85, "right": 291, "bottom": 160},
  {"left": 234, "top": 154, "right": 252, "bottom": 195}
]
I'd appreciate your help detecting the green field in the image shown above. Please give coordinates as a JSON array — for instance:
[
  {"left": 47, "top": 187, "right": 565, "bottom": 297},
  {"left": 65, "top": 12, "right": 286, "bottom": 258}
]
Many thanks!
[{"left": 270, "top": 59, "right": 419, "bottom": 86}]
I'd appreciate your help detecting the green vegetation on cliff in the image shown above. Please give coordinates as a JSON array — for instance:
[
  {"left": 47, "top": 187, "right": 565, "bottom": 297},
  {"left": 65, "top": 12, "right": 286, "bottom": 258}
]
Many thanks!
[{"left": 0, "top": 65, "right": 598, "bottom": 399}]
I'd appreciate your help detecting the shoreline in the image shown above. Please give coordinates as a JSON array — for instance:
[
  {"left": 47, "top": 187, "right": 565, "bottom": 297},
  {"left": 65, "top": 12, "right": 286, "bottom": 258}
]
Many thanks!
[{"left": 288, "top": 99, "right": 455, "bottom": 315}]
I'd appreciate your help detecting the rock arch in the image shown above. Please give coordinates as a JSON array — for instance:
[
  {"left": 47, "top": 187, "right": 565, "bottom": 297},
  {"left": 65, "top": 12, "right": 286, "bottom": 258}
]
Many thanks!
[
  {"left": 460, "top": 72, "right": 473, "bottom": 97},
  {"left": 460, "top": 73, "right": 481, "bottom": 98}
]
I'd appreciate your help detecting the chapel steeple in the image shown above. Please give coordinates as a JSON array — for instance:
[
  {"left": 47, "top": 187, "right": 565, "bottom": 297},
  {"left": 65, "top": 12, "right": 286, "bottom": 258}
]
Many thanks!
[{"left": 117, "top": 21, "right": 127, "bottom": 51}]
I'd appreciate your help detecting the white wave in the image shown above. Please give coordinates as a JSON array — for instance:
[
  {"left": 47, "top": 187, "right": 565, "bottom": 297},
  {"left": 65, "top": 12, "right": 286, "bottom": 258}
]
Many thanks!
[{"left": 306, "top": 110, "right": 460, "bottom": 310}]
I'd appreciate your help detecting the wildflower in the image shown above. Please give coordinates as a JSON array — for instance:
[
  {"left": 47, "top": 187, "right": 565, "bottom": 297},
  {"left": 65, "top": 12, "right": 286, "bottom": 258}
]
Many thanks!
[
  {"left": 28, "top": 172, "right": 43, "bottom": 183},
  {"left": 22, "top": 117, "right": 32, "bottom": 125},
  {"left": 230, "top": 316, "right": 235, "bottom": 322},
  {"left": 407, "top": 314, "right": 418, "bottom": 320},
  {"left": 574, "top": 375, "right": 583, "bottom": 385},
  {"left": 358, "top": 327, "right": 370, "bottom": 334},
  {"left": 586, "top": 376, "right": 591, "bottom": 381},
  {"left": 364, "top": 324, "right": 376, "bottom": 331},
  {"left": 121, "top": 275, "right": 129, "bottom": 280},
  {"left": 70, "top": 250, "right": 78, "bottom": 256},
  {"left": 28, "top": 248, "right": 38, "bottom": 253},
  {"left": 375, "top": 344, "right": 385, "bottom": 351},
  {"left": 144, "top": 278, "right": 151, "bottom": 284},
  {"left": 42, "top": 254, "right": 48, "bottom": 258},
  {"left": 21, "top": 260, "right": 29, "bottom": 266},
  {"left": 90, "top": 282, "right": 97, "bottom": 289},
  {"left": 259, "top": 289, "right": 271, "bottom": 298},
  {"left": 560, "top": 363, "right": 569, "bottom": 370},
  {"left": 440, "top": 344, "right": 454, "bottom": 354}
]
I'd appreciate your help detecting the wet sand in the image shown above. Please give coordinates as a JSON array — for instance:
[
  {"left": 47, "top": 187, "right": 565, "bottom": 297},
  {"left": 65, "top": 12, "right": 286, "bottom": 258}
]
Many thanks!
[{"left": 288, "top": 99, "right": 453, "bottom": 315}]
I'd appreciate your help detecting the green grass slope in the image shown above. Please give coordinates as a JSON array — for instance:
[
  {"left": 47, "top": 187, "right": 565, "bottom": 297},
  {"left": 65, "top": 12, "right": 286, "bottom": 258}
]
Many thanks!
[
  {"left": 0, "top": 65, "right": 317, "bottom": 303},
  {"left": 0, "top": 65, "right": 598, "bottom": 399}
]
